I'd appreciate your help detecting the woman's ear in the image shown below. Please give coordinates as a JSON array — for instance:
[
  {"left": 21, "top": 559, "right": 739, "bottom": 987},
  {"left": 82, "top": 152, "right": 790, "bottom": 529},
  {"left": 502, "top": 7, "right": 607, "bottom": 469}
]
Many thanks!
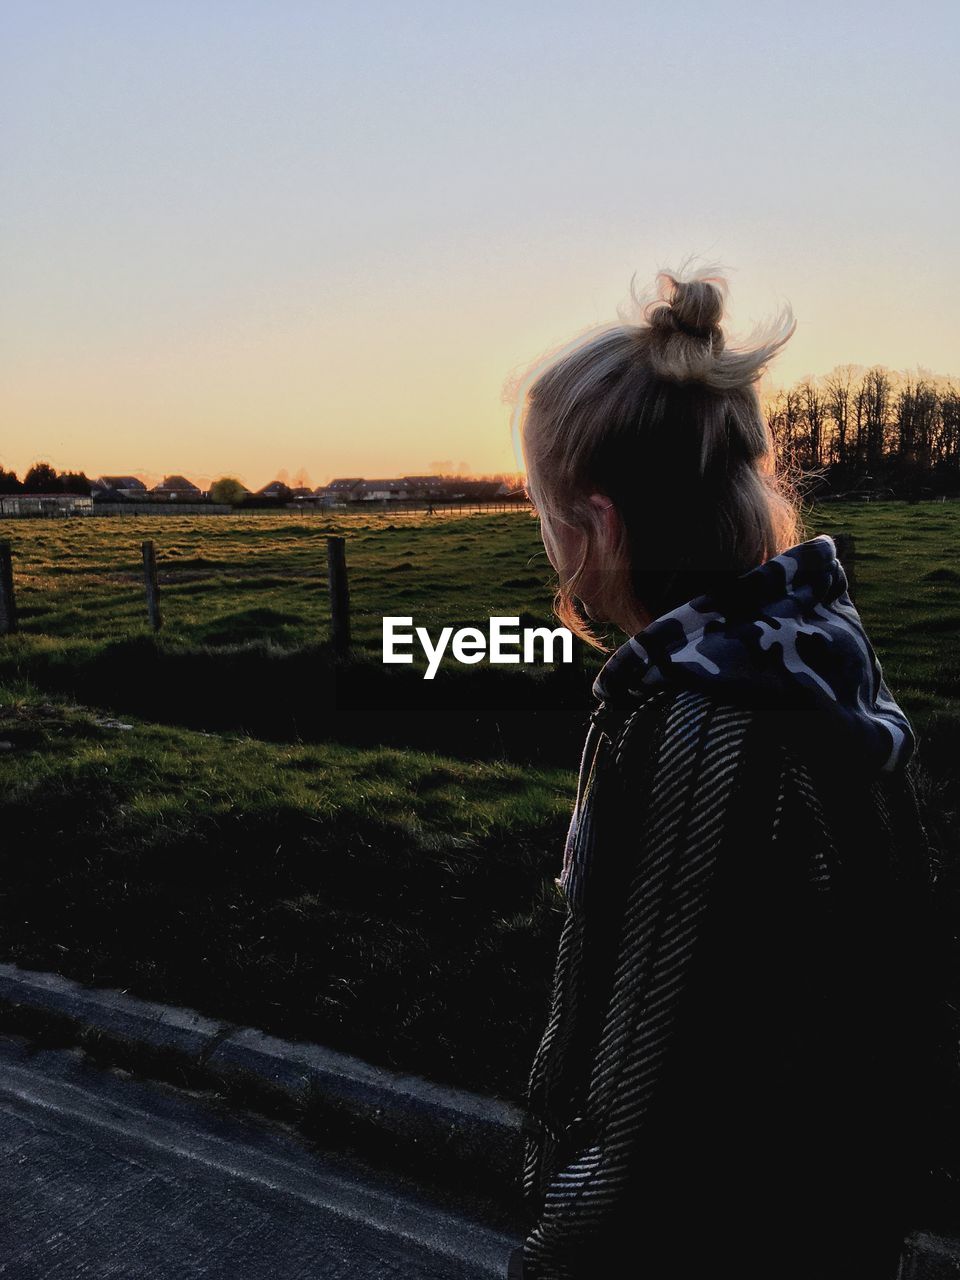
[
  {"left": 588, "top": 492, "right": 622, "bottom": 551},
  {"left": 584, "top": 492, "right": 649, "bottom": 635}
]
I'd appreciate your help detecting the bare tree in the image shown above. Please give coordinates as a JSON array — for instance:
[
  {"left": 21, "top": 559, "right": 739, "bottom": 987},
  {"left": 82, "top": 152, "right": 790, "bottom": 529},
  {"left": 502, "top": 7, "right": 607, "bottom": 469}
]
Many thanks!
[
  {"left": 764, "top": 387, "right": 804, "bottom": 469},
  {"left": 861, "top": 367, "right": 893, "bottom": 471},
  {"left": 800, "top": 378, "right": 828, "bottom": 469},
  {"left": 895, "top": 377, "right": 937, "bottom": 469},
  {"left": 823, "top": 365, "right": 857, "bottom": 466},
  {"left": 938, "top": 386, "right": 960, "bottom": 469}
]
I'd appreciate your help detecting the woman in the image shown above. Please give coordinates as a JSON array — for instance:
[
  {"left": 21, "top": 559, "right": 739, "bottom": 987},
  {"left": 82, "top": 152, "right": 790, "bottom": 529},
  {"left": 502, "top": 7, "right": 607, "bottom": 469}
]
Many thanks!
[{"left": 506, "top": 265, "right": 944, "bottom": 1279}]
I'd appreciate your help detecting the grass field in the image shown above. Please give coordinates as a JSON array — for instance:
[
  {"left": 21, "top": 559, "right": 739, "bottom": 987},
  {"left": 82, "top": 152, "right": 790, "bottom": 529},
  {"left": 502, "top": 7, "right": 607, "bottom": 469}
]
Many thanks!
[
  {"left": 0, "top": 502, "right": 956, "bottom": 706},
  {"left": 0, "top": 509, "right": 555, "bottom": 652},
  {"left": 0, "top": 499, "right": 957, "bottom": 1099},
  {"left": 1, "top": 500, "right": 957, "bottom": 733},
  {"left": 0, "top": 688, "right": 571, "bottom": 1100}
]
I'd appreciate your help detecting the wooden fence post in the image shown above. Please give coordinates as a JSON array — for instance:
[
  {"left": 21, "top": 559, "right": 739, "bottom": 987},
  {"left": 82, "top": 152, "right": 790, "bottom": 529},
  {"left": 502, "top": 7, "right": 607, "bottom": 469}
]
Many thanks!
[
  {"left": 834, "top": 532, "right": 857, "bottom": 604},
  {"left": 141, "top": 539, "right": 163, "bottom": 630},
  {"left": 0, "top": 542, "right": 17, "bottom": 635},
  {"left": 327, "top": 535, "right": 350, "bottom": 658}
]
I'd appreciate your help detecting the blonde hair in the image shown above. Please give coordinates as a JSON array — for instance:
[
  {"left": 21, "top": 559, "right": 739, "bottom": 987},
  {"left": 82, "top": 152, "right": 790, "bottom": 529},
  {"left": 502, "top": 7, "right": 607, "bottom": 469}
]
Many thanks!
[{"left": 508, "top": 261, "right": 804, "bottom": 648}]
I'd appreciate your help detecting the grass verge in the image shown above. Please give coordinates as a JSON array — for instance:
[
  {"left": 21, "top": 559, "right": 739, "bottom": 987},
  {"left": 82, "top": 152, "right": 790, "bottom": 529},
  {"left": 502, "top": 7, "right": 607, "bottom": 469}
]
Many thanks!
[{"left": 0, "top": 686, "right": 572, "bottom": 1103}]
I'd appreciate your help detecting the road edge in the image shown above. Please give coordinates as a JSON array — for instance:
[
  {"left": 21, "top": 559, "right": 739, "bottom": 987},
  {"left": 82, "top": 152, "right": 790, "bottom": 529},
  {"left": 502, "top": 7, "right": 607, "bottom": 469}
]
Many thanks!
[{"left": 0, "top": 961, "right": 528, "bottom": 1223}]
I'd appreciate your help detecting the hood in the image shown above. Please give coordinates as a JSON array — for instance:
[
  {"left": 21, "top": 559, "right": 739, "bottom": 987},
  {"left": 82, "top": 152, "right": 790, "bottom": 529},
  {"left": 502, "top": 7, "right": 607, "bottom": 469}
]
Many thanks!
[{"left": 593, "top": 534, "right": 915, "bottom": 776}]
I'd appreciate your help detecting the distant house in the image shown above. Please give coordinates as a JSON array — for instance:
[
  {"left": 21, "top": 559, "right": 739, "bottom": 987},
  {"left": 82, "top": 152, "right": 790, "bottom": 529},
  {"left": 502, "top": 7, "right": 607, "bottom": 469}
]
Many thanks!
[
  {"left": 314, "top": 478, "right": 365, "bottom": 503},
  {"left": 256, "top": 480, "right": 293, "bottom": 500},
  {"left": 356, "top": 479, "right": 411, "bottom": 501},
  {"left": 92, "top": 485, "right": 121, "bottom": 504},
  {"left": 401, "top": 475, "right": 445, "bottom": 498},
  {"left": 308, "top": 475, "right": 515, "bottom": 504},
  {"left": 94, "top": 475, "right": 148, "bottom": 499},
  {"left": 439, "top": 480, "right": 510, "bottom": 501},
  {"left": 0, "top": 493, "right": 93, "bottom": 517},
  {"left": 151, "top": 475, "right": 203, "bottom": 500},
  {"left": 288, "top": 486, "right": 314, "bottom": 499}
]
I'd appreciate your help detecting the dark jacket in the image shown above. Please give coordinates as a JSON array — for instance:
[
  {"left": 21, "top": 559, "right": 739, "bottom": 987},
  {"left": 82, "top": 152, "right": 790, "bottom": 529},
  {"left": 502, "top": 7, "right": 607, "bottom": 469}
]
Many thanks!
[{"left": 511, "top": 535, "right": 943, "bottom": 1280}]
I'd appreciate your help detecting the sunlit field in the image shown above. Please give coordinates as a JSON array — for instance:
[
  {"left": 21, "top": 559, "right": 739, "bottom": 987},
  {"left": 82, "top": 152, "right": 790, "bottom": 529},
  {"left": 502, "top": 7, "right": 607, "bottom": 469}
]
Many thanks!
[
  {"left": 1, "top": 500, "right": 957, "bottom": 717},
  {"left": 0, "top": 509, "right": 553, "bottom": 651}
]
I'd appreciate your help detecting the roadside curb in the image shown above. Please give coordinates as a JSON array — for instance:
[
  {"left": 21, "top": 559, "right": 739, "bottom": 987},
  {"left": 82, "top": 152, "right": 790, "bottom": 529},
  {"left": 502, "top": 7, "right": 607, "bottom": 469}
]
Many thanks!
[{"left": 0, "top": 963, "right": 528, "bottom": 1219}]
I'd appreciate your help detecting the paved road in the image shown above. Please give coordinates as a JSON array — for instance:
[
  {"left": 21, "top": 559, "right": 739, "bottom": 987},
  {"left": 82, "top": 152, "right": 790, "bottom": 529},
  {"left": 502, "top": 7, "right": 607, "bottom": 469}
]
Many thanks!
[{"left": 0, "top": 1034, "right": 519, "bottom": 1279}]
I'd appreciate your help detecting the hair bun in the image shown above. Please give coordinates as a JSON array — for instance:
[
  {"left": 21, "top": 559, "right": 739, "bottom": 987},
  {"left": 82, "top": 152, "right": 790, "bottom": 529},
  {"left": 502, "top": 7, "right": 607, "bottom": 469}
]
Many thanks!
[
  {"left": 614, "top": 259, "right": 795, "bottom": 389},
  {"left": 647, "top": 271, "right": 726, "bottom": 352}
]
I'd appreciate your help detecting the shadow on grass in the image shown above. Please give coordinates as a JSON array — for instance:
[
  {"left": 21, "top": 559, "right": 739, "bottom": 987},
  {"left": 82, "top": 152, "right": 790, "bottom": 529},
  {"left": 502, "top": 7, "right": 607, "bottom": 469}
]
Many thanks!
[
  {"left": 0, "top": 635, "right": 597, "bottom": 766},
  {"left": 0, "top": 751, "right": 568, "bottom": 1103}
]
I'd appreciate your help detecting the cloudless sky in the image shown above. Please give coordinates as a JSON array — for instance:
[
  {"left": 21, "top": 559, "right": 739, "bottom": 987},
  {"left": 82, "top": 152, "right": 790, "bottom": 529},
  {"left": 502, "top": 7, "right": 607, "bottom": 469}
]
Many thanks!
[{"left": 2, "top": 0, "right": 958, "bottom": 488}]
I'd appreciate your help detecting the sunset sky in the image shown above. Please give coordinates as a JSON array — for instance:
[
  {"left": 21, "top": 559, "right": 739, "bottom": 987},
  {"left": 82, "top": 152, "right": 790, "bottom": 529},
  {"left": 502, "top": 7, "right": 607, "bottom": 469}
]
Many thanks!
[{"left": 2, "top": 1, "right": 957, "bottom": 490}]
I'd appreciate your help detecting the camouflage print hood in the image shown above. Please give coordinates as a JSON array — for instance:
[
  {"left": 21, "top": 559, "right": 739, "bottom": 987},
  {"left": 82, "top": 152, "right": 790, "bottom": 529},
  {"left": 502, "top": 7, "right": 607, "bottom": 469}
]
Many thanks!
[{"left": 593, "top": 534, "right": 916, "bottom": 775}]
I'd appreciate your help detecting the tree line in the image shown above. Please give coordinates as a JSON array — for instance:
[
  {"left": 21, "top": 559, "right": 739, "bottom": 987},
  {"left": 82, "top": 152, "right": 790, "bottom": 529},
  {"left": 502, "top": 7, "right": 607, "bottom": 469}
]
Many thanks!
[
  {"left": 764, "top": 365, "right": 960, "bottom": 498},
  {"left": 0, "top": 462, "right": 91, "bottom": 495},
  {"left": 3, "top": 366, "right": 958, "bottom": 503},
  {"left": 0, "top": 466, "right": 526, "bottom": 504}
]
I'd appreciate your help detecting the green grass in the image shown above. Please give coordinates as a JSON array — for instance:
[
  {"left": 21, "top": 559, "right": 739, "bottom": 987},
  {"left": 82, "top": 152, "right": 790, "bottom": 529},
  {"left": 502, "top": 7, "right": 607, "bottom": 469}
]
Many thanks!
[
  {"left": 1, "top": 503, "right": 957, "bottom": 710},
  {"left": 0, "top": 511, "right": 555, "bottom": 653},
  {"left": 2, "top": 500, "right": 958, "bottom": 738},
  {"left": 0, "top": 686, "right": 572, "bottom": 1102},
  {"left": 0, "top": 510, "right": 594, "bottom": 759},
  {"left": 804, "top": 502, "right": 960, "bottom": 723}
]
